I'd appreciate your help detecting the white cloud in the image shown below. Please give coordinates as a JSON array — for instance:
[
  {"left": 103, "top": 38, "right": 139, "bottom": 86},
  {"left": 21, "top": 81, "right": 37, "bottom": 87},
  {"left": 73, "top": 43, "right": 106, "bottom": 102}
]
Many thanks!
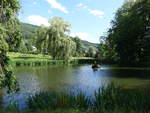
[
  {"left": 77, "top": 3, "right": 87, "bottom": 9},
  {"left": 76, "top": 3, "right": 104, "bottom": 19},
  {"left": 33, "top": 2, "right": 37, "bottom": 5},
  {"left": 71, "top": 32, "right": 99, "bottom": 43},
  {"left": 88, "top": 9, "right": 104, "bottom": 18},
  {"left": 46, "top": 0, "right": 69, "bottom": 14},
  {"left": 70, "top": 32, "right": 90, "bottom": 40},
  {"left": 88, "top": 9, "right": 104, "bottom": 16},
  {"left": 26, "top": 15, "right": 50, "bottom": 26}
]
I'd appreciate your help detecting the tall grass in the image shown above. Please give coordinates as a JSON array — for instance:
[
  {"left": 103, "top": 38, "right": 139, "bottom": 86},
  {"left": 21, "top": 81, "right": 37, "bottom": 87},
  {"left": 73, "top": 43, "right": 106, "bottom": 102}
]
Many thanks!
[
  {"left": 28, "top": 92, "right": 90, "bottom": 111},
  {"left": 94, "top": 83, "right": 150, "bottom": 112},
  {"left": 27, "top": 83, "right": 150, "bottom": 112},
  {"left": 0, "top": 109, "right": 143, "bottom": 113}
]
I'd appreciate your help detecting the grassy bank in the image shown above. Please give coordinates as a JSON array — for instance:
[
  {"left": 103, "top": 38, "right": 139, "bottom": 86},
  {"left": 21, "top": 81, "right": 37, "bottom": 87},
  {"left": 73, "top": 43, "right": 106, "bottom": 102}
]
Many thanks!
[
  {"left": 27, "top": 83, "right": 150, "bottom": 112},
  {"left": 2, "top": 83, "right": 150, "bottom": 113},
  {"left": 1, "top": 109, "right": 85, "bottom": 113},
  {"left": 8, "top": 52, "right": 95, "bottom": 66},
  {"left": 0, "top": 109, "right": 145, "bottom": 113}
]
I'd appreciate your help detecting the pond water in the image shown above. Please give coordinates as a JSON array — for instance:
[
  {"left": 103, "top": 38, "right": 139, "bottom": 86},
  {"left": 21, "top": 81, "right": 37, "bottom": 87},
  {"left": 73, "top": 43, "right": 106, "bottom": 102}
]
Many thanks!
[{"left": 2, "top": 65, "right": 150, "bottom": 110}]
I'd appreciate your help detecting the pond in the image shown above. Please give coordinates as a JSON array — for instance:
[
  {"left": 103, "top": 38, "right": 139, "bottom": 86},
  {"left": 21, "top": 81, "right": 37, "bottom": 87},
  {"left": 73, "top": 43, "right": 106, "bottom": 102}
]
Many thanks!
[{"left": 2, "top": 65, "right": 150, "bottom": 110}]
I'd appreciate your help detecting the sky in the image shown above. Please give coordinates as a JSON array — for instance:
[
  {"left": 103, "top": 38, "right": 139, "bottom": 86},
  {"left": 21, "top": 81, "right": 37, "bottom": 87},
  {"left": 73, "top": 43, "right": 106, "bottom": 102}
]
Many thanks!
[{"left": 18, "top": 0, "right": 125, "bottom": 43}]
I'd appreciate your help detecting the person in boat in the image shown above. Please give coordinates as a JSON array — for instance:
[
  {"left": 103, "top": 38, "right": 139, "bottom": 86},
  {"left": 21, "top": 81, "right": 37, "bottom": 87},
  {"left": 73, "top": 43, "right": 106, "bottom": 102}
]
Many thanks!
[{"left": 92, "top": 61, "right": 99, "bottom": 69}]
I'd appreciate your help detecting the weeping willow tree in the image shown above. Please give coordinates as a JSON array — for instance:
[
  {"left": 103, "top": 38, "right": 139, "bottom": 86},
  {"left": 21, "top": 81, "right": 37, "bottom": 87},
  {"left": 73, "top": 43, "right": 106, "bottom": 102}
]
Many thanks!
[
  {"left": 36, "top": 26, "right": 48, "bottom": 54},
  {"left": 0, "top": 0, "right": 20, "bottom": 93},
  {"left": 36, "top": 17, "right": 76, "bottom": 59}
]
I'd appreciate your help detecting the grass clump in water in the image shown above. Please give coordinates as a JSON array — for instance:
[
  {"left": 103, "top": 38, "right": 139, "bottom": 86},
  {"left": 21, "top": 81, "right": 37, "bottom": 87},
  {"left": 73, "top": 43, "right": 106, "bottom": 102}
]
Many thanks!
[
  {"left": 28, "top": 92, "right": 90, "bottom": 111},
  {"left": 27, "top": 83, "right": 150, "bottom": 112}
]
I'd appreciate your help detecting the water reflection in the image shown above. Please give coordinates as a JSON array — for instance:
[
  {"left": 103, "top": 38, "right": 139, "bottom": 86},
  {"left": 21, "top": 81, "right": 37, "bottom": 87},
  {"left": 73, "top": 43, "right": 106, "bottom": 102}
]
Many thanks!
[{"left": 2, "top": 65, "right": 150, "bottom": 110}]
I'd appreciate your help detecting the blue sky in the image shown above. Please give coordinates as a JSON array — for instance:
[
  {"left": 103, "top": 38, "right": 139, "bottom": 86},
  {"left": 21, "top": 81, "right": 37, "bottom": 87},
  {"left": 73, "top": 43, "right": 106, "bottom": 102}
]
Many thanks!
[{"left": 18, "top": 0, "right": 125, "bottom": 43}]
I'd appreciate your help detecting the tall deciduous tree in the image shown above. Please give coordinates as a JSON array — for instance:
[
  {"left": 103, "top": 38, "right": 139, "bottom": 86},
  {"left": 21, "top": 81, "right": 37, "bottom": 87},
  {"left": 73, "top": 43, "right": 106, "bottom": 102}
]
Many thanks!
[
  {"left": 0, "top": 0, "right": 20, "bottom": 92},
  {"left": 36, "top": 17, "right": 76, "bottom": 59},
  {"left": 99, "top": 0, "right": 150, "bottom": 64},
  {"left": 87, "top": 46, "right": 96, "bottom": 57},
  {"left": 5, "top": 19, "right": 22, "bottom": 52},
  {"left": 72, "top": 36, "right": 83, "bottom": 57}
]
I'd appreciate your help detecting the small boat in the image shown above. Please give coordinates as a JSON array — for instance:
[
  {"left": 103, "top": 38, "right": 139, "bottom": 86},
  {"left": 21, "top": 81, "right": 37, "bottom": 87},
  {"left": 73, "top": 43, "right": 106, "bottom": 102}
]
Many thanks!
[
  {"left": 92, "top": 65, "right": 99, "bottom": 69},
  {"left": 92, "top": 63, "right": 100, "bottom": 69},
  {"left": 92, "top": 61, "right": 100, "bottom": 71},
  {"left": 92, "top": 65, "right": 100, "bottom": 71}
]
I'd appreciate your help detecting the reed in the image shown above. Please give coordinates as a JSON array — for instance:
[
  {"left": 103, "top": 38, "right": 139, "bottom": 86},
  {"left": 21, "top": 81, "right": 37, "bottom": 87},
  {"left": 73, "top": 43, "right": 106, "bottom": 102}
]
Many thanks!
[
  {"left": 94, "top": 83, "right": 150, "bottom": 112},
  {"left": 28, "top": 92, "right": 90, "bottom": 111},
  {"left": 27, "top": 83, "right": 150, "bottom": 112}
]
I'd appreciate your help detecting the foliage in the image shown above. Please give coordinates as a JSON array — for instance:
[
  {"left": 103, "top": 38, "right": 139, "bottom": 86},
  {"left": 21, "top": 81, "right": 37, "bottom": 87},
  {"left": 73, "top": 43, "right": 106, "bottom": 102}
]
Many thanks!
[
  {"left": 36, "top": 17, "right": 76, "bottom": 59},
  {"left": 28, "top": 92, "right": 90, "bottom": 111},
  {"left": 17, "top": 40, "right": 28, "bottom": 53},
  {"left": 0, "top": 51, "right": 19, "bottom": 93},
  {"left": 72, "top": 37, "right": 84, "bottom": 57},
  {"left": 98, "top": 0, "right": 150, "bottom": 64},
  {"left": 27, "top": 83, "right": 150, "bottom": 112},
  {"left": 0, "top": 109, "right": 145, "bottom": 113},
  {"left": 19, "top": 23, "right": 98, "bottom": 56},
  {"left": 0, "top": 24, "right": 9, "bottom": 51},
  {"left": 0, "top": 0, "right": 20, "bottom": 92},
  {"left": 94, "top": 83, "right": 150, "bottom": 112},
  {"left": 98, "top": 36, "right": 119, "bottom": 63},
  {"left": 36, "top": 26, "right": 47, "bottom": 53},
  {"left": 5, "top": 19, "right": 22, "bottom": 52},
  {"left": 71, "top": 36, "right": 98, "bottom": 57},
  {"left": 18, "top": 23, "right": 39, "bottom": 53},
  {"left": 1, "top": 109, "right": 87, "bottom": 113},
  {"left": 87, "top": 46, "right": 97, "bottom": 57}
]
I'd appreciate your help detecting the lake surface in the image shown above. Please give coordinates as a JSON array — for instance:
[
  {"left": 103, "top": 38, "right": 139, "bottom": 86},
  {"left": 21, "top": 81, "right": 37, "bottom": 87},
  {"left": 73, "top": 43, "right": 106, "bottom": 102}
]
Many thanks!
[{"left": 2, "top": 65, "right": 150, "bottom": 109}]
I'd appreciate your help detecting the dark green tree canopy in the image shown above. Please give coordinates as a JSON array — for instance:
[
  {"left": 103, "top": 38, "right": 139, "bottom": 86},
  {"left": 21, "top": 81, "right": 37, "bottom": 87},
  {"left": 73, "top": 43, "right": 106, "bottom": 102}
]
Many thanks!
[
  {"left": 98, "top": 0, "right": 150, "bottom": 64},
  {"left": 72, "top": 36, "right": 84, "bottom": 57},
  {"left": 0, "top": 0, "right": 20, "bottom": 92}
]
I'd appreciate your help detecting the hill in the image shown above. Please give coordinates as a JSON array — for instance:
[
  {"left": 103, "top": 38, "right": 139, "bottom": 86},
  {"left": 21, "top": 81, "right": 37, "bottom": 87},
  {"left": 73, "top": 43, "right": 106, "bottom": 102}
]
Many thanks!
[
  {"left": 20, "top": 23, "right": 39, "bottom": 39},
  {"left": 82, "top": 40, "right": 98, "bottom": 48},
  {"left": 20, "top": 23, "right": 98, "bottom": 49}
]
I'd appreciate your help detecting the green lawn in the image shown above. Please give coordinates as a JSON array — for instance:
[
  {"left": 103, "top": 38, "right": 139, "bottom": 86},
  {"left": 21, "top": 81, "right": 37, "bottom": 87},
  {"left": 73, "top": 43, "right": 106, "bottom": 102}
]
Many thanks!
[
  {"left": 7, "top": 52, "right": 95, "bottom": 66},
  {"left": 7, "top": 52, "right": 51, "bottom": 59}
]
